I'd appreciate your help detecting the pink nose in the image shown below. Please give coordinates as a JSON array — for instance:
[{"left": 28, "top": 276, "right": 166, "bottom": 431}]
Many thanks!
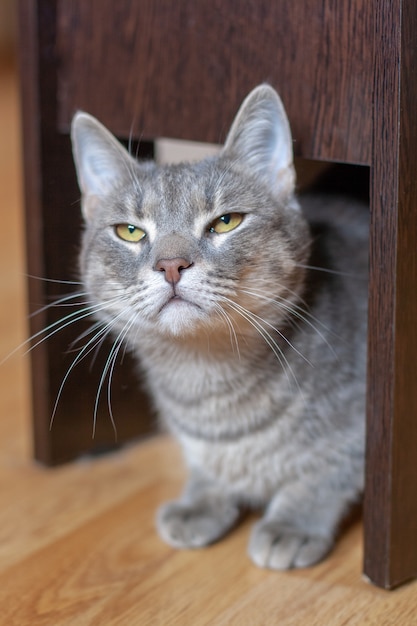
[{"left": 154, "top": 257, "right": 192, "bottom": 284}]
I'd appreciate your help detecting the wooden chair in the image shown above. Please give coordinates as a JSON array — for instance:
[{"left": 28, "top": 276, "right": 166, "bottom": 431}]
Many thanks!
[{"left": 18, "top": 0, "right": 417, "bottom": 588}]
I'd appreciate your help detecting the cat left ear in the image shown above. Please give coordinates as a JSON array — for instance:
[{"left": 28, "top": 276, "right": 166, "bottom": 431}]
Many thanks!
[
  {"left": 222, "top": 84, "right": 295, "bottom": 198},
  {"left": 71, "top": 112, "right": 136, "bottom": 219}
]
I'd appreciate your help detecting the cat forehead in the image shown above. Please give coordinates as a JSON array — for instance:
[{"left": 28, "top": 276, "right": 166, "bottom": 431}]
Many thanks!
[{"left": 124, "top": 160, "right": 227, "bottom": 220}]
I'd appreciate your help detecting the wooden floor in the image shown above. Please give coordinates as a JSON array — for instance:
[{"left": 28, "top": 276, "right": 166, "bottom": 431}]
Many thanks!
[{"left": 1, "top": 57, "right": 417, "bottom": 625}]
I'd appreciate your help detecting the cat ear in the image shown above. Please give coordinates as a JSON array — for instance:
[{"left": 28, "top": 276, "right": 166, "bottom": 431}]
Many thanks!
[
  {"left": 71, "top": 112, "right": 135, "bottom": 218},
  {"left": 222, "top": 85, "right": 295, "bottom": 197}
]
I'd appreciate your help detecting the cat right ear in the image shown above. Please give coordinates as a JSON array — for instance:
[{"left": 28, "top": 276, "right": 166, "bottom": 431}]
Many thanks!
[
  {"left": 222, "top": 85, "right": 296, "bottom": 199},
  {"left": 71, "top": 112, "right": 135, "bottom": 219}
]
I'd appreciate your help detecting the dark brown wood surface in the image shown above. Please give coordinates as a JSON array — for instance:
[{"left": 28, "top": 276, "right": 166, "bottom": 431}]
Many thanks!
[
  {"left": 17, "top": 0, "right": 417, "bottom": 588},
  {"left": 364, "top": 0, "right": 417, "bottom": 589},
  {"left": 56, "top": 0, "right": 372, "bottom": 165},
  {"left": 19, "top": 0, "right": 154, "bottom": 464}
]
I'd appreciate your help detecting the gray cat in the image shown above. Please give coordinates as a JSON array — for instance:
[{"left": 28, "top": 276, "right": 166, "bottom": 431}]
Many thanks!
[{"left": 71, "top": 85, "right": 368, "bottom": 570}]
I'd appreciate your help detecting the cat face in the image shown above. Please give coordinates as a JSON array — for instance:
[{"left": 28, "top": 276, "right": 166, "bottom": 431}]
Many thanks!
[{"left": 72, "top": 85, "right": 310, "bottom": 342}]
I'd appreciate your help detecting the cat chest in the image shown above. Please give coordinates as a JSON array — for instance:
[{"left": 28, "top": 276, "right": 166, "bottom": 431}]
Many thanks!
[
  {"left": 151, "top": 355, "right": 294, "bottom": 442},
  {"left": 177, "top": 427, "right": 298, "bottom": 505}
]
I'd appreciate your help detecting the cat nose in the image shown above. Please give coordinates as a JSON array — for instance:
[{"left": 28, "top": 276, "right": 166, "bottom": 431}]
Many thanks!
[{"left": 154, "top": 257, "right": 192, "bottom": 284}]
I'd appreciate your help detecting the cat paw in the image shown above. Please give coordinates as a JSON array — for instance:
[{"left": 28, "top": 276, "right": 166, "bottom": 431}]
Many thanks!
[
  {"left": 157, "top": 500, "right": 239, "bottom": 549},
  {"left": 248, "top": 520, "right": 333, "bottom": 570}
]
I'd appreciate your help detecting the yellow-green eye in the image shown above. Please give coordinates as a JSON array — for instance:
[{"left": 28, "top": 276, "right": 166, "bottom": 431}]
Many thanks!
[
  {"left": 208, "top": 213, "right": 243, "bottom": 234},
  {"left": 115, "top": 224, "right": 146, "bottom": 242}
]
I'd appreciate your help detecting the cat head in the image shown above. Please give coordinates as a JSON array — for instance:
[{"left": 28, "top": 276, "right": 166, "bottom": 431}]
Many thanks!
[{"left": 71, "top": 85, "right": 309, "bottom": 343}]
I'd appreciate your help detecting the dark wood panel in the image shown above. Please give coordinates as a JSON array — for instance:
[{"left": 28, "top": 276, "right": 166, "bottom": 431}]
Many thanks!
[
  {"left": 364, "top": 0, "right": 417, "bottom": 588},
  {"left": 56, "top": 0, "right": 373, "bottom": 165},
  {"left": 19, "top": 0, "right": 155, "bottom": 465}
]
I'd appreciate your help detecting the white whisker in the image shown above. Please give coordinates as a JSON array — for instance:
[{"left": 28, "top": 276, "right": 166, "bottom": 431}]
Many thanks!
[
  {"left": 23, "top": 300, "right": 119, "bottom": 357},
  {"left": 295, "top": 263, "right": 362, "bottom": 278},
  {"left": 223, "top": 296, "right": 313, "bottom": 367},
  {"left": 241, "top": 287, "right": 338, "bottom": 357},
  {"left": 213, "top": 303, "right": 241, "bottom": 359},
  {"left": 29, "top": 291, "right": 90, "bottom": 318},
  {"left": 92, "top": 309, "right": 139, "bottom": 439},
  {"left": 25, "top": 274, "right": 83, "bottom": 286},
  {"left": 68, "top": 319, "right": 104, "bottom": 353},
  {"left": 220, "top": 296, "right": 303, "bottom": 397},
  {"left": 49, "top": 303, "right": 133, "bottom": 431}
]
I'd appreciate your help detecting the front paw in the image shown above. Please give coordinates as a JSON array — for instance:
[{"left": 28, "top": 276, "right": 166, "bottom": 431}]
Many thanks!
[
  {"left": 157, "top": 499, "right": 239, "bottom": 549},
  {"left": 248, "top": 519, "right": 333, "bottom": 570}
]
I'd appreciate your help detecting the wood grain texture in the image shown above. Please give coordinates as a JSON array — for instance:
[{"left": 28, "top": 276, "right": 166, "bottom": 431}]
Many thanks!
[
  {"left": 364, "top": 0, "right": 417, "bottom": 589},
  {"left": 18, "top": 0, "right": 155, "bottom": 465},
  {"left": 0, "top": 57, "right": 31, "bottom": 465},
  {"left": 56, "top": 0, "right": 373, "bottom": 165},
  {"left": 0, "top": 429, "right": 401, "bottom": 626}
]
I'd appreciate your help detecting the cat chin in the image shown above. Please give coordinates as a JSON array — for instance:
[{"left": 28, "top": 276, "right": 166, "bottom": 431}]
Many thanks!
[{"left": 156, "top": 299, "right": 208, "bottom": 337}]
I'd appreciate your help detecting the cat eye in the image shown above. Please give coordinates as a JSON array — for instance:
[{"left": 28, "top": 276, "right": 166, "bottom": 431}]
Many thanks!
[
  {"left": 208, "top": 213, "right": 243, "bottom": 234},
  {"left": 115, "top": 224, "right": 146, "bottom": 243}
]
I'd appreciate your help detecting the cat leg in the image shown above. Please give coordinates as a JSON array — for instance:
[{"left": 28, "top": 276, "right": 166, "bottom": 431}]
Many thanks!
[
  {"left": 248, "top": 480, "right": 357, "bottom": 570},
  {"left": 157, "top": 470, "right": 240, "bottom": 549}
]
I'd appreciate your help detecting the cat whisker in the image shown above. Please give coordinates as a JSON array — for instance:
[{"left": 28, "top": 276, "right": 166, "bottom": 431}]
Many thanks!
[
  {"left": 24, "top": 300, "right": 120, "bottom": 356},
  {"left": 294, "top": 262, "right": 364, "bottom": 279},
  {"left": 127, "top": 121, "right": 136, "bottom": 157},
  {"left": 0, "top": 300, "right": 91, "bottom": 366},
  {"left": 224, "top": 296, "right": 313, "bottom": 367},
  {"left": 1, "top": 279, "right": 129, "bottom": 368},
  {"left": 220, "top": 296, "right": 304, "bottom": 397},
  {"left": 241, "top": 287, "right": 339, "bottom": 357},
  {"left": 28, "top": 291, "right": 90, "bottom": 318},
  {"left": 50, "top": 320, "right": 110, "bottom": 430},
  {"left": 67, "top": 319, "right": 105, "bottom": 354},
  {"left": 25, "top": 274, "right": 84, "bottom": 286},
  {"left": 50, "top": 301, "right": 135, "bottom": 433},
  {"left": 246, "top": 280, "right": 311, "bottom": 315},
  {"left": 213, "top": 303, "right": 241, "bottom": 360},
  {"left": 92, "top": 309, "right": 140, "bottom": 439},
  {"left": 103, "top": 323, "right": 135, "bottom": 440}
]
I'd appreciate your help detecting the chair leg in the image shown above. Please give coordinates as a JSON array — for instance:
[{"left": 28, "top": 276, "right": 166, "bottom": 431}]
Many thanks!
[
  {"left": 19, "top": 0, "right": 155, "bottom": 465},
  {"left": 364, "top": 0, "right": 417, "bottom": 589}
]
